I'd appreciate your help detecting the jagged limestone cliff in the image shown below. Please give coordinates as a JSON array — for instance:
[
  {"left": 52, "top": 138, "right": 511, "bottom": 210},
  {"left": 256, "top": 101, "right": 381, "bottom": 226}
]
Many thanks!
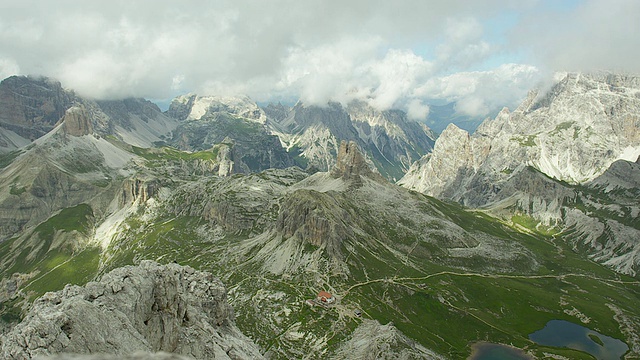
[
  {"left": 400, "top": 72, "right": 640, "bottom": 276},
  {"left": 268, "top": 101, "right": 434, "bottom": 181},
  {"left": 61, "top": 107, "right": 93, "bottom": 137},
  {"left": 401, "top": 73, "right": 640, "bottom": 199},
  {"left": 0, "top": 76, "right": 75, "bottom": 146}
]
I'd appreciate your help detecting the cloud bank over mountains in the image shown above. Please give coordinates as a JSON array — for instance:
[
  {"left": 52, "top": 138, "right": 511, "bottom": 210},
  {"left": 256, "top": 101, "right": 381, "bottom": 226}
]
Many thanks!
[{"left": 0, "top": 0, "right": 637, "bottom": 118}]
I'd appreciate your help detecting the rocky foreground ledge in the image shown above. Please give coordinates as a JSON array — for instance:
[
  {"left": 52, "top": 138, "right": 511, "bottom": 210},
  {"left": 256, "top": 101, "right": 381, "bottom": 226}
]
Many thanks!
[{"left": 1, "top": 261, "right": 264, "bottom": 360}]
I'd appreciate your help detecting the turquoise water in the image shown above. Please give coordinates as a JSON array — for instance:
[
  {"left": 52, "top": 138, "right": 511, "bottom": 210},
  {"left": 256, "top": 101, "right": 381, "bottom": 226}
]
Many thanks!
[
  {"left": 469, "top": 342, "right": 532, "bottom": 360},
  {"left": 529, "top": 320, "right": 628, "bottom": 360}
]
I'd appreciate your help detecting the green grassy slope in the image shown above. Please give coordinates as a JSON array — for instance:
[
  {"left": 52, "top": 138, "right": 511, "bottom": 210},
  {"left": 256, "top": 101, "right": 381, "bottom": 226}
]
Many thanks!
[{"left": 92, "top": 172, "right": 640, "bottom": 359}]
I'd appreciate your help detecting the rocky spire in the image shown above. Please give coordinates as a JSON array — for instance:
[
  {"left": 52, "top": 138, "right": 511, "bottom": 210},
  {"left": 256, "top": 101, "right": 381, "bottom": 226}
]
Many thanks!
[
  {"left": 330, "top": 140, "right": 382, "bottom": 182},
  {"left": 61, "top": 106, "right": 93, "bottom": 136}
]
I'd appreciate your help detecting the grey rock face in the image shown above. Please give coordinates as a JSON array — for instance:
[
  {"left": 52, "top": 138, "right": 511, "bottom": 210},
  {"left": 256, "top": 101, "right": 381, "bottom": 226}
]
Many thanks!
[
  {"left": 588, "top": 159, "right": 640, "bottom": 192},
  {"left": 261, "top": 102, "right": 290, "bottom": 123},
  {"left": 331, "top": 140, "right": 380, "bottom": 182},
  {"left": 167, "top": 94, "right": 266, "bottom": 123},
  {"left": 401, "top": 72, "right": 640, "bottom": 199},
  {"left": 170, "top": 113, "right": 295, "bottom": 174},
  {"left": 331, "top": 320, "right": 444, "bottom": 360},
  {"left": 35, "top": 353, "right": 194, "bottom": 360},
  {"left": 462, "top": 166, "right": 577, "bottom": 224},
  {"left": 399, "top": 72, "right": 640, "bottom": 275},
  {"left": 0, "top": 76, "right": 75, "bottom": 141},
  {"left": 120, "top": 177, "right": 158, "bottom": 206},
  {"left": 165, "top": 95, "right": 196, "bottom": 121},
  {"left": 270, "top": 101, "right": 434, "bottom": 181},
  {"left": 275, "top": 188, "right": 351, "bottom": 258},
  {"left": 61, "top": 107, "right": 93, "bottom": 137},
  {"left": 1, "top": 261, "right": 264, "bottom": 360}
]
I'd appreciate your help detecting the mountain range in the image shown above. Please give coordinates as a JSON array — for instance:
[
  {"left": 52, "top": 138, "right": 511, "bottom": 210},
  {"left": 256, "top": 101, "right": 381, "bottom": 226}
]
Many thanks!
[
  {"left": 0, "top": 73, "right": 639, "bottom": 359},
  {"left": 400, "top": 72, "right": 640, "bottom": 276}
]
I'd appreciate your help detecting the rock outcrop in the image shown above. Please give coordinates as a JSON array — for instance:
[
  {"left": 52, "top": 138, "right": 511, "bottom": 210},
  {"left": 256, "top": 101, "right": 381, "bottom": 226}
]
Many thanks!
[
  {"left": 588, "top": 159, "right": 640, "bottom": 192},
  {"left": 61, "top": 107, "right": 93, "bottom": 137},
  {"left": 120, "top": 177, "right": 158, "bottom": 205},
  {"left": 275, "top": 189, "right": 351, "bottom": 257},
  {"left": 35, "top": 352, "right": 193, "bottom": 360},
  {"left": 0, "top": 76, "right": 75, "bottom": 141},
  {"left": 330, "top": 140, "right": 385, "bottom": 184},
  {"left": 1, "top": 261, "right": 264, "bottom": 360},
  {"left": 330, "top": 320, "right": 444, "bottom": 360},
  {"left": 331, "top": 141, "right": 372, "bottom": 179}
]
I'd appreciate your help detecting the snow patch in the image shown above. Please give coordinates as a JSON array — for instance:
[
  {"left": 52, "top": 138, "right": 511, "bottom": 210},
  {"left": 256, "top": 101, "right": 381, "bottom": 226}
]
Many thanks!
[
  {"left": 189, "top": 96, "right": 214, "bottom": 120},
  {"left": 618, "top": 145, "right": 640, "bottom": 163}
]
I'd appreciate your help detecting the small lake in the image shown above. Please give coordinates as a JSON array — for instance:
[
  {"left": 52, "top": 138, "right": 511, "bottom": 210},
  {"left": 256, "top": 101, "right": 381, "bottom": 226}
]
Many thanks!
[
  {"left": 469, "top": 342, "right": 533, "bottom": 360},
  {"left": 529, "top": 320, "right": 628, "bottom": 360}
]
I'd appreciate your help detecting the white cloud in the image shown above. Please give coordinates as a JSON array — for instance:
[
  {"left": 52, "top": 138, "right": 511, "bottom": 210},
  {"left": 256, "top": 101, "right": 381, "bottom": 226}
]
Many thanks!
[
  {"left": 0, "top": 58, "right": 20, "bottom": 80},
  {"left": 274, "top": 43, "right": 437, "bottom": 116},
  {"left": 455, "top": 97, "right": 489, "bottom": 117},
  {"left": 277, "top": 37, "right": 384, "bottom": 106},
  {"left": 416, "top": 63, "right": 541, "bottom": 117},
  {"left": 435, "top": 17, "right": 493, "bottom": 71},
  {"left": 513, "top": 0, "right": 640, "bottom": 73},
  {"left": 407, "top": 99, "right": 430, "bottom": 120},
  {"left": 0, "top": 0, "right": 576, "bottom": 119},
  {"left": 367, "top": 50, "right": 433, "bottom": 110}
]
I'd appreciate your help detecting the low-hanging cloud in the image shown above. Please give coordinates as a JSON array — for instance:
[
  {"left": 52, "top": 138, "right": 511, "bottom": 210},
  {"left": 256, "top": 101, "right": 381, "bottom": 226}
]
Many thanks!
[
  {"left": 513, "top": 0, "right": 640, "bottom": 74},
  {"left": 415, "top": 64, "right": 542, "bottom": 117},
  {"left": 1, "top": 0, "right": 633, "bottom": 120}
]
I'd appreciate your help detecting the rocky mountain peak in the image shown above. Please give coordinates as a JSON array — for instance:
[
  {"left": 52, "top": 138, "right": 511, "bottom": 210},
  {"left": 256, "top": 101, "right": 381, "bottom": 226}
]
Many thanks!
[
  {"left": 330, "top": 140, "right": 377, "bottom": 181},
  {"left": 165, "top": 94, "right": 197, "bottom": 121},
  {"left": 402, "top": 71, "right": 640, "bottom": 198},
  {"left": 61, "top": 106, "right": 93, "bottom": 137},
  {"left": 0, "top": 75, "right": 75, "bottom": 141},
  {"left": 167, "top": 94, "right": 266, "bottom": 123},
  {"left": 275, "top": 189, "right": 350, "bottom": 261},
  {"left": 588, "top": 158, "right": 640, "bottom": 192},
  {"left": 281, "top": 101, "right": 357, "bottom": 135},
  {"left": 261, "top": 102, "right": 290, "bottom": 122},
  {"left": 399, "top": 123, "right": 487, "bottom": 197}
]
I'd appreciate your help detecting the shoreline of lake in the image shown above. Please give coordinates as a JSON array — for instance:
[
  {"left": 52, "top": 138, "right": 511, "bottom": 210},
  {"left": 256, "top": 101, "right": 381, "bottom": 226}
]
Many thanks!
[{"left": 468, "top": 342, "right": 534, "bottom": 360}]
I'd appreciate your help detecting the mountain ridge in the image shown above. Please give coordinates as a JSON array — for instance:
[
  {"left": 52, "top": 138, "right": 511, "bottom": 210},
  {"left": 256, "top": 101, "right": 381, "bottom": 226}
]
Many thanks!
[{"left": 400, "top": 72, "right": 640, "bottom": 276}]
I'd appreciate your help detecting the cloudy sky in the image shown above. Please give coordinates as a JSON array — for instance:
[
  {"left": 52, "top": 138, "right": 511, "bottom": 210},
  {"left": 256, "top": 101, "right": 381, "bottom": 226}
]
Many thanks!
[{"left": 0, "top": 0, "right": 637, "bottom": 118}]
